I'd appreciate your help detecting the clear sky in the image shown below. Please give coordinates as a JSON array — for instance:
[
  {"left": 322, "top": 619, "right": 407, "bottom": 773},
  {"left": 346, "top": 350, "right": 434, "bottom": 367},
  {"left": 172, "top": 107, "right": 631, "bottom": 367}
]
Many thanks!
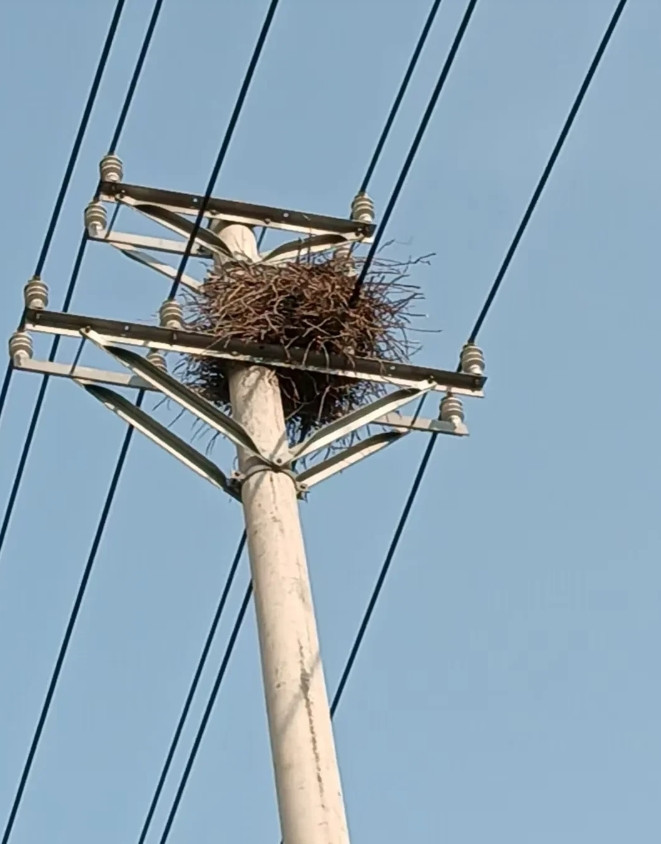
[{"left": 1, "top": 1, "right": 660, "bottom": 842}]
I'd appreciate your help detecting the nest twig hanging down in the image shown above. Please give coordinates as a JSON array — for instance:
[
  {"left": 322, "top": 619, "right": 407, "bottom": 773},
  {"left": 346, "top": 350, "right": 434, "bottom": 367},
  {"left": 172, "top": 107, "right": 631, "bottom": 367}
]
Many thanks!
[{"left": 178, "top": 252, "right": 427, "bottom": 443}]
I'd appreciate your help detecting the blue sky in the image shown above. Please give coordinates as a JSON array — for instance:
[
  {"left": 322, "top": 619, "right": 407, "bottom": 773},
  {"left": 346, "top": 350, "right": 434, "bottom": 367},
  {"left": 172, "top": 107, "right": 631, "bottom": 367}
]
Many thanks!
[{"left": 1, "top": 0, "right": 660, "bottom": 842}]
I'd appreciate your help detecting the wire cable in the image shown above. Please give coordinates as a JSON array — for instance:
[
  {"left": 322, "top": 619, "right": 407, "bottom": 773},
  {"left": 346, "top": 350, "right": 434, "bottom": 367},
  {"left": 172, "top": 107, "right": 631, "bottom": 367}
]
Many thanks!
[
  {"left": 1, "top": 2, "right": 279, "bottom": 835},
  {"left": 158, "top": 582, "right": 253, "bottom": 844},
  {"left": 332, "top": 429, "right": 435, "bottom": 715},
  {"left": 468, "top": 0, "right": 629, "bottom": 344},
  {"left": 0, "top": 0, "right": 166, "bottom": 562},
  {"left": 34, "top": 0, "right": 126, "bottom": 277},
  {"left": 0, "top": 409, "right": 141, "bottom": 844},
  {"left": 167, "top": 0, "right": 281, "bottom": 300},
  {"left": 335, "top": 0, "right": 630, "bottom": 714},
  {"left": 349, "top": 0, "right": 480, "bottom": 305},
  {"left": 136, "top": 532, "right": 246, "bottom": 844},
  {"left": 0, "top": 0, "right": 127, "bottom": 423},
  {"left": 108, "top": 0, "right": 165, "bottom": 155},
  {"left": 360, "top": 0, "right": 445, "bottom": 193}
]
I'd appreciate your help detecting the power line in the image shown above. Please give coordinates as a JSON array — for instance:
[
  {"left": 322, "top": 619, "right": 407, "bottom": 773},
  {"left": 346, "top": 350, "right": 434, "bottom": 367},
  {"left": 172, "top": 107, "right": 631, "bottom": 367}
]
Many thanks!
[
  {"left": 360, "top": 0, "right": 445, "bottom": 193},
  {"left": 0, "top": 0, "right": 128, "bottom": 423},
  {"left": 158, "top": 582, "right": 253, "bottom": 844},
  {"left": 335, "top": 0, "right": 630, "bottom": 714},
  {"left": 0, "top": 0, "right": 166, "bottom": 562},
  {"left": 108, "top": 0, "right": 165, "bottom": 155},
  {"left": 1, "top": 409, "right": 141, "bottom": 844},
  {"left": 136, "top": 532, "right": 246, "bottom": 844},
  {"left": 468, "top": 0, "right": 629, "bottom": 344},
  {"left": 330, "top": 426, "right": 434, "bottom": 715},
  {"left": 349, "top": 0, "right": 480, "bottom": 306},
  {"left": 33, "top": 0, "right": 126, "bottom": 277},
  {"left": 51, "top": 2, "right": 630, "bottom": 837},
  {"left": 167, "top": 0, "right": 281, "bottom": 300},
  {"left": 1, "top": 2, "right": 279, "bottom": 835}
]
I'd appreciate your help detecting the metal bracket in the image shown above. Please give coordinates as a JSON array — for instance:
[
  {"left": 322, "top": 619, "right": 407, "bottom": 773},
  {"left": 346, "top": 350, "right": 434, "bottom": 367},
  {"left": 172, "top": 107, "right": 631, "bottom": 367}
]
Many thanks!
[
  {"left": 290, "top": 384, "right": 433, "bottom": 460},
  {"left": 81, "top": 328, "right": 276, "bottom": 466},
  {"left": 11, "top": 307, "right": 482, "bottom": 499},
  {"left": 233, "top": 462, "right": 298, "bottom": 485},
  {"left": 81, "top": 383, "right": 241, "bottom": 500},
  {"left": 297, "top": 432, "right": 406, "bottom": 490},
  {"left": 106, "top": 240, "right": 202, "bottom": 292},
  {"left": 89, "top": 181, "right": 376, "bottom": 290}
]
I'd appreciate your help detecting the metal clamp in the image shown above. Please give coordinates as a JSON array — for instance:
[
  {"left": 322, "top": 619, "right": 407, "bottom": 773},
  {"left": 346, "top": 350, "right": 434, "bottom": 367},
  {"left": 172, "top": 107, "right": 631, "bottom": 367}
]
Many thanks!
[{"left": 233, "top": 461, "right": 298, "bottom": 486}]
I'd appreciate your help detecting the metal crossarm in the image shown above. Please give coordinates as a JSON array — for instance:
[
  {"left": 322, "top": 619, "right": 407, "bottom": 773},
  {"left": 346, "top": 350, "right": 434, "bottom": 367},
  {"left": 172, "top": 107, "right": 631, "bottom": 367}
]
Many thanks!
[
  {"left": 98, "top": 181, "right": 376, "bottom": 240},
  {"left": 23, "top": 309, "right": 486, "bottom": 396}
]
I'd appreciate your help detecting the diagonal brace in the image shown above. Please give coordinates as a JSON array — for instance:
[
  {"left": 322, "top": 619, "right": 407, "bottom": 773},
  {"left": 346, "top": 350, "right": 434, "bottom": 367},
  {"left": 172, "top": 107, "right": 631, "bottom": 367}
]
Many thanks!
[
  {"left": 296, "top": 431, "right": 405, "bottom": 490},
  {"left": 291, "top": 384, "right": 433, "bottom": 461},
  {"left": 81, "top": 329, "right": 275, "bottom": 465},
  {"left": 81, "top": 383, "right": 240, "bottom": 500}
]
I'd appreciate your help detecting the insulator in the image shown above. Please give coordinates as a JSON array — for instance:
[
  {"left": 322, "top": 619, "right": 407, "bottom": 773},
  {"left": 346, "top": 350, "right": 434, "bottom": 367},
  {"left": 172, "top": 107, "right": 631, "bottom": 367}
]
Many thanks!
[
  {"left": 334, "top": 242, "right": 357, "bottom": 276},
  {"left": 9, "top": 330, "right": 33, "bottom": 365},
  {"left": 350, "top": 191, "right": 375, "bottom": 224},
  {"left": 99, "top": 154, "right": 123, "bottom": 183},
  {"left": 146, "top": 350, "right": 167, "bottom": 371},
  {"left": 23, "top": 276, "right": 49, "bottom": 310},
  {"left": 439, "top": 393, "right": 464, "bottom": 424},
  {"left": 460, "top": 343, "right": 485, "bottom": 375},
  {"left": 159, "top": 299, "right": 183, "bottom": 330},
  {"left": 84, "top": 201, "right": 107, "bottom": 237}
]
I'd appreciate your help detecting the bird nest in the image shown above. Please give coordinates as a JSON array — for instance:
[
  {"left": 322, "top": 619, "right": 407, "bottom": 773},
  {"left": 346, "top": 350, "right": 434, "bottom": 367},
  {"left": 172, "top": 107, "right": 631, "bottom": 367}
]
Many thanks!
[{"left": 178, "top": 252, "right": 426, "bottom": 443}]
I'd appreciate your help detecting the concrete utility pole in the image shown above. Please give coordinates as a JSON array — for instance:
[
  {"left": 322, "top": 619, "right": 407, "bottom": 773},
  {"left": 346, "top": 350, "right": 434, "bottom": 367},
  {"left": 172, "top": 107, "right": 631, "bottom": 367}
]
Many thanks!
[{"left": 214, "top": 223, "right": 351, "bottom": 844}]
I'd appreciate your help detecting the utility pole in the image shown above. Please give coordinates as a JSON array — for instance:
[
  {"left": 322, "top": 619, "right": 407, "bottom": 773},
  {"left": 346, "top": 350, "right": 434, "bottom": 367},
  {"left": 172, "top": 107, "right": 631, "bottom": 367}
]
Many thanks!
[
  {"left": 214, "top": 223, "right": 350, "bottom": 844},
  {"left": 10, "top": 158, "right": 486, "bottom": 843}
]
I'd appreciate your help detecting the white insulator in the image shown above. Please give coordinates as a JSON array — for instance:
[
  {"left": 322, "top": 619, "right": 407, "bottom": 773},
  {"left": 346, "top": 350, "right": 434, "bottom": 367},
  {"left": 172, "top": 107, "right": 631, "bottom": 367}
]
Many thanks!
[
  {"left": 9, "top": 330, "right": 33, "bottom": 365},
  {"left": 334, "top": 242, "right": 357, "bottom": 277},
  {"left": 84, "top": 201, "right": 107, "bottom": 237},
  {"left": 146, "top": 350, "right": 167, "bottom": 371},
  {"left": 159, "top": 299, "right": 183, "bottom": 330},
  {"left": 460, "top": 343, "right": 485, "bottom": 375},
  {"left": 23, "top": 276, "right": 49, "bottom": 310},
  {"left": 439, "top": 393, "right": 464, "bottom": 425},
  {"left": 99, "top": 154, "right": 123, "bottom": 183},
  {"left": 350, "top": 191, "right": 375, "bottom": 223}
]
